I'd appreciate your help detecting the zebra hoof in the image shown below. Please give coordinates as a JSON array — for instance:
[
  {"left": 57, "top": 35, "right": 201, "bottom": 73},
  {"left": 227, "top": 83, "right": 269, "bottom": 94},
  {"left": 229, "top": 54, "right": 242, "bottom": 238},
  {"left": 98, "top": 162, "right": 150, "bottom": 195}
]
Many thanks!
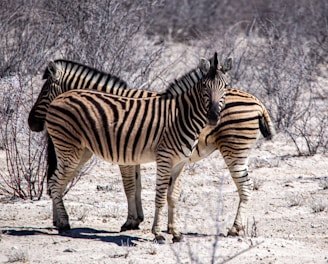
[
  {"left": 154, "top": 235, "right": 166, "bottom": 245},
  {"left": 58, "top": 224, "right": 71, "bottom": 234},
  {"left": 120, "top": 220, "right": 140, "bottom": 232},
  {"left": 227, "top": 226, "right": 243, "bottom": 236},
  {"left": 172, "top": 234, "right": 183, "bottom": 243},
  {"left": 138, "top": 216, "right": 144, "bottom": 223}
]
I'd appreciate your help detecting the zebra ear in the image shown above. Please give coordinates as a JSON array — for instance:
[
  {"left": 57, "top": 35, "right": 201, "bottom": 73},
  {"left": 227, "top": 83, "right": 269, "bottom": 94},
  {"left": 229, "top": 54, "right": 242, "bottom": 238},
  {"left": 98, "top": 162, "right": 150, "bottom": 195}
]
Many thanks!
[
  {"left": 47, "top": 61, "right": 58, "bottom": 80},
  {"left": 199, "top": 58, "right": 211, "bottom": 73},
  {"left": 213, "top": 52, "right": 218, "bottom": 69},
  {"left": 222, "top": 58, "right": 232, "bottom": 73}
]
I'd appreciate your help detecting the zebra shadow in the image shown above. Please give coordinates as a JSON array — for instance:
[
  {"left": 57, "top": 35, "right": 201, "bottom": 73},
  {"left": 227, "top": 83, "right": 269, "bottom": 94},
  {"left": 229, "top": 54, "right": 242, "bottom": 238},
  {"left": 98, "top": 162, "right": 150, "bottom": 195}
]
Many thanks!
[
  {"left": 2, "top": 227, "right": 147, "bottom": 246},
  {"left": 182, "top": 231, "right": 228, "bottom": 238}
]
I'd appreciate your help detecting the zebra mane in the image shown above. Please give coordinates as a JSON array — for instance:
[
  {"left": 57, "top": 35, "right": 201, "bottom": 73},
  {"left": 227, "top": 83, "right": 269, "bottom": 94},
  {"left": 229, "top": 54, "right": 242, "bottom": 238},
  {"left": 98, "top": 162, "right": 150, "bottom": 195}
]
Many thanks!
[
  {"left": 42, "top": 59, "right": 129, "bottom": 88},
  {"left": 43, "top": 59, "right": 80, "bottom": 79},
  {"left": 163, "top": 67, "right": 205, "bottom": 98}
]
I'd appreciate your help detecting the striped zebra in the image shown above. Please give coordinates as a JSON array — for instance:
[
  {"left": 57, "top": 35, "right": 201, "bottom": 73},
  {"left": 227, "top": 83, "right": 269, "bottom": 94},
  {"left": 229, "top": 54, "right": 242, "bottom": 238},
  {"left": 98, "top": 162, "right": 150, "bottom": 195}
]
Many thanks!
[
  {"left": 29, "top": 57, "right": 274, "bottom": 236},
  {"left": 45, "top": 54, "right": 230, "bottom": 243},
  {"left": 125, "top": 88, "right": 275, "bottom": 236},
  {"left": 189, "top": 88, "right": 275, "bottom": 235}
]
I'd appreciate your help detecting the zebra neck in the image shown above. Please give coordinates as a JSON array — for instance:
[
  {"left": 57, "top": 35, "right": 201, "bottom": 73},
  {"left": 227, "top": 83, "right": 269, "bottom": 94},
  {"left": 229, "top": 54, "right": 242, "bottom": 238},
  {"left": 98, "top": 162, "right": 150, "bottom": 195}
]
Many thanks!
[
  {"left": 163, "top": 84, "right": 207, "bottom": 157},
  {"left": 180, "top": 84, "right": 207, "bottom": 131}
]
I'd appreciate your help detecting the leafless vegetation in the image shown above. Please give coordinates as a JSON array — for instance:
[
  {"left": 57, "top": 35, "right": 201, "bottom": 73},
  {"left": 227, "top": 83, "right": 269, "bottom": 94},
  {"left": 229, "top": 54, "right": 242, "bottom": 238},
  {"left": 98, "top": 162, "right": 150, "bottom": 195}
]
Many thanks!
[
  {"left": 320, "top": 177, "right": 328, "bottom": 190},
  {"left": 287, "top": 192, "right": 305, "bottom": 207},
  {"left": 0, "top": 75, "right": 47, "bottom": 200},
  {"left": 252, "top": 178, "right": 264, "bottom": 191},
  {"left": 0, "top": 3, "right": 327, "bottom": 261},
  {"left": 310, "top": 199, "right": 327, "bottom": 213},
  {"left": 6, "top": 248, "right": 29, "bottom": 263}
]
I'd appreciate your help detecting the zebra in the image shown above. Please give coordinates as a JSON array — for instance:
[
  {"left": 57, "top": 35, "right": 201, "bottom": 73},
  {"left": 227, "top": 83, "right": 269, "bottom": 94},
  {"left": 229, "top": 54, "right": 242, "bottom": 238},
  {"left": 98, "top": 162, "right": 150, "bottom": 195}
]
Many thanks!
[
  {"left": 28, "top": 57, "right": 273, "bottom": 236},
  {"left": 44, "top": 53, "right": 231, "bottom": 243},
  {"left": 190, "top": 88, "right": 275, "bottom": 235},
  {"left": 123, "top": 88, "right": 275, "bottom": 236}
]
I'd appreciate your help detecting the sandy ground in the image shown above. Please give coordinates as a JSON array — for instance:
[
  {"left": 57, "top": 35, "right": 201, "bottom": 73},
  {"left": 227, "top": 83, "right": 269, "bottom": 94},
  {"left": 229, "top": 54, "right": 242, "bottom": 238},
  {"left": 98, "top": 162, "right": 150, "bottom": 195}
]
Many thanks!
[{"left": 0, "top": 131, "right": 327, "bottom": 264}]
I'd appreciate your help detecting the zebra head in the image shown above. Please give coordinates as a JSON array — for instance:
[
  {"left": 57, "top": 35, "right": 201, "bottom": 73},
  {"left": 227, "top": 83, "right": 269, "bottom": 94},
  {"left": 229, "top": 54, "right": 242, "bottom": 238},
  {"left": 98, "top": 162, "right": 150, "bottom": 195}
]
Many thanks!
[
  {"left": 201, "top": 52, "right": 232, "bottom": 126},
  {"left": 28, "top": 61, "right": 66, "bottom": 132}
]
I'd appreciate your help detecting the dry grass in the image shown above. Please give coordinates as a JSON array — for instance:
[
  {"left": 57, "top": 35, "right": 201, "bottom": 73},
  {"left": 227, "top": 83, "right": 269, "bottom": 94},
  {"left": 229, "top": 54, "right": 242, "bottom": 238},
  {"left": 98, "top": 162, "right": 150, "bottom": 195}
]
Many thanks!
[
  {"left": 7, "top": 248, "right": 29, "bottom": 263},
  {"left": 287, "top": 192, "right": 304, "bottom": 207}
]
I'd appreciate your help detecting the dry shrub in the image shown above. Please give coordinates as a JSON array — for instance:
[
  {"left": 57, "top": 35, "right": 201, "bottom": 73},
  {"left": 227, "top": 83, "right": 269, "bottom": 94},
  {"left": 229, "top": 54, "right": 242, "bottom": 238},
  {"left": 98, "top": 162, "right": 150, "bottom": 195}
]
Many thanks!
[{"left": 0, "top": 75, "right": 46, "bottom": 200}]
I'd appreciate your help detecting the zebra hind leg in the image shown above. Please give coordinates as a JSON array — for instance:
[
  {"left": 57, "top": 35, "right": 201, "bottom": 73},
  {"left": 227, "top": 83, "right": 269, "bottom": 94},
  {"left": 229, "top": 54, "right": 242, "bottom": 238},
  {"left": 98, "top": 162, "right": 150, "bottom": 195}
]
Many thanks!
[
  {"left": 119, "top": 165, "right": 142, "bottom": 231},
  {"left": 226, "top": 159, "right": 253, "bottom": 236}
]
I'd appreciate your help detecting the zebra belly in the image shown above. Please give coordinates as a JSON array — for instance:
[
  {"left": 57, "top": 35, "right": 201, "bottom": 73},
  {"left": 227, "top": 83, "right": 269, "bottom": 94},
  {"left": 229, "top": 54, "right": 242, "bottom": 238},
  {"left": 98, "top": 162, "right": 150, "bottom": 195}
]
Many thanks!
[
  {"left": 90, "top": 146, "right": 157, "bottom": 165},
  {"left": 81, "top": 127, "right": 158, "bottom": 165}
]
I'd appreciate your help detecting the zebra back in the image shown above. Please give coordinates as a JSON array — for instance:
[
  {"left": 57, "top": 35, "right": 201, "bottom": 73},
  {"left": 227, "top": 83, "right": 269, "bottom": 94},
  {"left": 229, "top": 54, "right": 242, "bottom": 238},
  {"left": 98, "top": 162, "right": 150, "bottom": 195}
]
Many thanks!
[
  {"left": 192, "top": 88, "right": 275, "bottom": 162},
  {"left": 215, "top": 88, "right": 275, "bottom": 140}
]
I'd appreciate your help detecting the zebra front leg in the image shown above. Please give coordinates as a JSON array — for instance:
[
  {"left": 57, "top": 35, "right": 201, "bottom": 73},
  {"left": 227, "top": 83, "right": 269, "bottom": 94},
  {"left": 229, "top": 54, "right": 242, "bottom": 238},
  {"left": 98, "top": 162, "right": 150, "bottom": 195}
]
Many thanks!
[
  {"left": 51, "top": 192, "right": 70, "bottom": 232},
  {"left": 167, "top": 162, "right": 186, "bottom": 243},
  {"left": 48, "top": 147, "right": 92, "bottom": 233},
  {"left": 119, "top": 165, "right": 141, "bottom": 231},
  {"left": 152, "top": 161, "right": 172, "bottom": 244},
  {"left": 48, "top": 169, "right": 70, "bottom": 232},
  {"left": 226, "top": 160, "right": 253, "bottom": 236}
]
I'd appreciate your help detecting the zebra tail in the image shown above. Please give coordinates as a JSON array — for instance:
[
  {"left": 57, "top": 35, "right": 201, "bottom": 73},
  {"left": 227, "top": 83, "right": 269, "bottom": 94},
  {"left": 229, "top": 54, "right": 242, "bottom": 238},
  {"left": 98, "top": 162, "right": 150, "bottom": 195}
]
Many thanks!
[
  {"left": 47, "top": 133, "right": 57, "bottom": 194},
  {"left": 259, "top": 107, "right": 276, "bottom": 140}
]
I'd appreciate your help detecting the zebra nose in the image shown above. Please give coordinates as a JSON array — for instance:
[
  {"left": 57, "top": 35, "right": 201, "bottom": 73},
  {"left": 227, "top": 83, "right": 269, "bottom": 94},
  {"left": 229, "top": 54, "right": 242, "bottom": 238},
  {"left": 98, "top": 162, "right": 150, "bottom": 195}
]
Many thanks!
[
  {"left": 28, "top": 115, "right": 45, "bottom": 132},
  {"left": 207, "top": 103, "right": 221, "bottom": 126}
]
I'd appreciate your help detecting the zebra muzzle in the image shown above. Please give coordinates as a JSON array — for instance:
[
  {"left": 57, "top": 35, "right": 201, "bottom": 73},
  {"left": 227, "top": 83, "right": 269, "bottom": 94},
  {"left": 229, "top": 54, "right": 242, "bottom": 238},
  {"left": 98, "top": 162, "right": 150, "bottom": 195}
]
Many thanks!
[{"left": 207, "top": 104, "right": 221, "bottom": 126}]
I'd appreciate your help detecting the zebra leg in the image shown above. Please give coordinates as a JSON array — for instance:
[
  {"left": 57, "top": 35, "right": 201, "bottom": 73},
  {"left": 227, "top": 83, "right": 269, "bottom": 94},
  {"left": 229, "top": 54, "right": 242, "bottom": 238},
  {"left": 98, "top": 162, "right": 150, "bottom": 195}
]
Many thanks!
[
  {"left": 152, "top": 160, "right": 173, "bottom": 244},
  {"left": 135, "top": 165, "right": 144, "bottom": 224},
  {"left": 224, "top": 156, "right": 253, "bottom": 236},
  {"left": 49, "top": 176, "right": 66, "bottom": 231},
  {"left": 167, "top": 162, "right": 186, "bottom": 243},
  {"left": 49, "top": 148, "right": 92, "bottom": 233},
  {"left": 119, "top": 165, "right": 142, "bottom": 231},
  {"left": 48, "top": 163, "right": 72, "bottom": 232}
]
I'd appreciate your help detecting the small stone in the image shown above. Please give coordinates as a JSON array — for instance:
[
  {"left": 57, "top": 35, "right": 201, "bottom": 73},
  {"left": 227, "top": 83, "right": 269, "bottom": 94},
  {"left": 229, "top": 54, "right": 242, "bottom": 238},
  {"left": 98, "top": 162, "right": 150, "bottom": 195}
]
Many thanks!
[{"left": 64, "top": 248, "right": 77, "bottom": 253}]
